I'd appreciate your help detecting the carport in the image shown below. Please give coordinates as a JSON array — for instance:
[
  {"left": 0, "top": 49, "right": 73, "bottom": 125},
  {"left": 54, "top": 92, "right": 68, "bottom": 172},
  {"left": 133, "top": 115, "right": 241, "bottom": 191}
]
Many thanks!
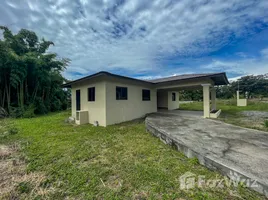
[{"left": 151, "top": 73, "right": 229, "bottom": 118}]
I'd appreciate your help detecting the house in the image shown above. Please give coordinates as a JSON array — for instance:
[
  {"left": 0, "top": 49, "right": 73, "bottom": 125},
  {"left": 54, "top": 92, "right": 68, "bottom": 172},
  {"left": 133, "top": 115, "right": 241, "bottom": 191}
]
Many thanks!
[{"left": 62, "top": 71, "right": 229, "bottom": 126}]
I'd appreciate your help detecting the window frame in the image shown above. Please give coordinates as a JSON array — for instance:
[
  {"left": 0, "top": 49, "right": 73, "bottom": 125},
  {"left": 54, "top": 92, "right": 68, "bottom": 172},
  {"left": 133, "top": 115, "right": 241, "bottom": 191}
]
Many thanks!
[
  {"left": 172, "top": 92, "right": 176, "bottom": 101},
  {"left": 88, "top": 87, "right": 95, "bottom": 102},
  {"left": 142, "top": 89, "right": 151, "bottom": 101},
  {"left": 116, "top": 86, "right": 128, "bottom": 100}
]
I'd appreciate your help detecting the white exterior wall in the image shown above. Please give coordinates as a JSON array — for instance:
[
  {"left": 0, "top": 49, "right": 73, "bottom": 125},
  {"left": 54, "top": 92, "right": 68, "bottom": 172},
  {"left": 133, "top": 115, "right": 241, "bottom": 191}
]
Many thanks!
[
  {"left": 168, "top": 91, "right": 180, "bottom": 110},
  {"left": 71, "top": 81, "right": 106, "bottom": 126},
  {"left": 157, "top": 91, "right": 179, "bottom": 110},
  {"left": 69, "top": 75, "right": 216, "bottom": 126},
  {"left": 105, "top": 80, "right": 157, "bottom": 126}
]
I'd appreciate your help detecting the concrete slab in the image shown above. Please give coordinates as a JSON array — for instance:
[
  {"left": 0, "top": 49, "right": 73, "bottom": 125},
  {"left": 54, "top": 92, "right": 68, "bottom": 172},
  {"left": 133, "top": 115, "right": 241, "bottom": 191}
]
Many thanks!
[{"left": 145, "top": 110, "right": 268, "bottom": 197}]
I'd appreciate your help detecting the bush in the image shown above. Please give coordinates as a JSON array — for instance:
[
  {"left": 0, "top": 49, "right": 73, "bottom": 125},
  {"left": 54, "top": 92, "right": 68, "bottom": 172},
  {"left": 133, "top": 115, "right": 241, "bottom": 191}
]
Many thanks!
[
  {"left": 22, "top": 104, "right": 35, "bottom": 118},
  {"left": 264, "top": 120, "right": 268, "bottom": 128},
  {"left": 51, "top": 98, "right": 62, "bottom": 112},
  {"left": 9, "top": 106, "right": 24, "bottom": 118},
  {"left": 61, "top": 100, "right": 68, "bottom": 110},
  {"left": 34, "top": 97, "right": 48, "bottom": 114}
]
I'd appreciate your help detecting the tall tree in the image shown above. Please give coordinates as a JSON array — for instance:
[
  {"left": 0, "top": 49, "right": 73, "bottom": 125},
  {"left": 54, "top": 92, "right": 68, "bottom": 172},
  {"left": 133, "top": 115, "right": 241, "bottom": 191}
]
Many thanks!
[{"left": 0, "top": 26, "right": 70, "bottom": 117}]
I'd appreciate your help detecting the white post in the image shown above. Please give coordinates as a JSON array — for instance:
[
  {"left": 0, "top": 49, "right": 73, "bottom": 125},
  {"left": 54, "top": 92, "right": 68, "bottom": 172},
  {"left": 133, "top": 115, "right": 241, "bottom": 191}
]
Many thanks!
[
  {"left": 237, "top": 91, "right": 240, "bottom": 106},
  {"left": 211, "top": 87, "right": 216, "bottom": 111},
  {"left": 202, "top": 84, "right": 211, "bottom": 118}
]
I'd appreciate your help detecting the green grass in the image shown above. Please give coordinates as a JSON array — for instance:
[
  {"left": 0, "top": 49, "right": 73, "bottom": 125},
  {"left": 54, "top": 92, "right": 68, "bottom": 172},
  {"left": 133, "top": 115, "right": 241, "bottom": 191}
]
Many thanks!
[
  {"left": 0, "top": 111, "right": 266, "bottom": 199},
  {"left": 264, "top": 120, "right": 268, "bottom": 128},
  {"left": 179, "top": 99, "right": 268, "bottom": 131}
]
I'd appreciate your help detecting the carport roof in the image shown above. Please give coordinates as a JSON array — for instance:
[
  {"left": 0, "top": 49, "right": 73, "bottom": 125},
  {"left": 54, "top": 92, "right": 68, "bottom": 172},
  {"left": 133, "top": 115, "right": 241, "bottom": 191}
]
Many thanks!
[
  {"left": 62, "top": 71, "right": 229, "bottom": 87},
  {"left": 149, "top": 72, "right": 229, "bottom": 85}
]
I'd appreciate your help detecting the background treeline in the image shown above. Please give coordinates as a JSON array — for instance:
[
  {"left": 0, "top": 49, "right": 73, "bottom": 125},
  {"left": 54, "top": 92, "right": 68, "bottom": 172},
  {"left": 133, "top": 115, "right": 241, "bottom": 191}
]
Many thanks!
[
  {"left": 0, "top": 27, "right": 70, "bottom": 117},
  {"left": 180, "top": 74, "right": 268, "bottom": 101}
]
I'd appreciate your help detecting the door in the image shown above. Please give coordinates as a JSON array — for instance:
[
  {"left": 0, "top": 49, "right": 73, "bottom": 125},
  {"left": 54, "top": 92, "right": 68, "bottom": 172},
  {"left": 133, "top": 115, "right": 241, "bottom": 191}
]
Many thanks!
[{"left": 76, "top": 90, "right": 81, "bottom": 111}]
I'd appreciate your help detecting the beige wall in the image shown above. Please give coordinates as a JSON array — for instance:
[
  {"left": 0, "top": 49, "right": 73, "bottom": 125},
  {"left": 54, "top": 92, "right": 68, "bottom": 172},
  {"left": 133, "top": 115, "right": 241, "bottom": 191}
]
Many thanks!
[
  {"left": 168, "top": 91, "right": 179, "bottom": 110},
  {"left": 202, "top": 84, "right": 211, "bottom": 118},
  {"left": 71, "top": 77, "right": 157, "bottom": 126},
  {"left": 237, "top": 91, "right": 247, "bottom": 106},
  {"left": 105, "top": 79, "right": 157, "bottom": 126},
  {"left": 157, "top": 91, "right": 179, "bottom": 110},
  {"left": 71, "top": 79, "right": 107, "bottom": 126},
  {"left": 70, "top": 75, "right": 215, "bottom": 126}
]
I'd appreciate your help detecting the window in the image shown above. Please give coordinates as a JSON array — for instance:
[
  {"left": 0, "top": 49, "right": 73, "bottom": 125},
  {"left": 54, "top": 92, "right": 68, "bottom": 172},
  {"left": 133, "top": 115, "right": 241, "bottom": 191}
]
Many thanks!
[
  {"left": 116, "top": 86, "right": 128, "bottom": 100},
  {"left": 172, "top": 92, "right": 176, "bottom": 101},
  {"left": 88, "top": 87, "right": 95, "bottom": 101},
  {"left": 142, "top": 89, "right": 150, "bottom": 101},
  {"left": 76, "top": 90, "right": 81, "bottom": 111}
]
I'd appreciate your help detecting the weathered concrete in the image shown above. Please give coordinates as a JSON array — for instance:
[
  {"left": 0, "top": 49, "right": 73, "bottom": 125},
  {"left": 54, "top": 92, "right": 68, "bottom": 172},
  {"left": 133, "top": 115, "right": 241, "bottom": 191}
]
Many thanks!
[
  {"left": 241, "top": 111, "right": 268, "bottom": 119},
  {"left": 145, "top": 110, "right": 268, "bottom": 197}
]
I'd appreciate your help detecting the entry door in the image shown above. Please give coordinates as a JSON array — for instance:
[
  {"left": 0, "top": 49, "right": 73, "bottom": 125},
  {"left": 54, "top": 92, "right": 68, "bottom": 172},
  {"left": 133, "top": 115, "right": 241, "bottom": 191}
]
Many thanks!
[{"left": 76, "top": 90, "right": 81, "bottom": 111}]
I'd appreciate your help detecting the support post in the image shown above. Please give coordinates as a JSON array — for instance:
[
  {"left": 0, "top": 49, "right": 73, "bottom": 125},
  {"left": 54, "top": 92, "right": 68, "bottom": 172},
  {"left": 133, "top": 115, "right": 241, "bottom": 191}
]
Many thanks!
[
  {"left": 202, "top": 84, "right": 211, "bottom": 118},
  {"left": 211, "top": 87, "right": 216, "bottom": 111}
]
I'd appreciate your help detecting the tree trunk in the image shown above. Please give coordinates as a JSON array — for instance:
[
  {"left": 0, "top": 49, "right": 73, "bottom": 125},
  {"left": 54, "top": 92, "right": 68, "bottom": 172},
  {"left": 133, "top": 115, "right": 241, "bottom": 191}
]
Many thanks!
[
  {"left": 20, "top": 82, "right": 24, "bottom": 111},
  {"left": 1, "top": 90, "right": 5, "bottom": 108},
  {"left": 32, "top": 82, "right": 39, "bottom": 103},
  {"left": 5, "top": 83, "right": 10, "bottom": 113}
]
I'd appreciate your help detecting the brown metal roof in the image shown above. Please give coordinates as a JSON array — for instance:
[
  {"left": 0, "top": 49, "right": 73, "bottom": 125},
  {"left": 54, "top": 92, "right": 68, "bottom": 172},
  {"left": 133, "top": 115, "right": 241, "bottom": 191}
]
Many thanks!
[
  {"left": 62, "top": 71, "right": 229, "bottom": 88},
  {"left": 149, "top": 72, "right": 229, "bottom": 85}
]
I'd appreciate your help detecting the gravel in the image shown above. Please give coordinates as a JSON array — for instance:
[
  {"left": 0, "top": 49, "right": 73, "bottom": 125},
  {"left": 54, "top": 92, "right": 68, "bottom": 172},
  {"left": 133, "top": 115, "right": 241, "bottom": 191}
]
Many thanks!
[{"left": 241, "top": 111, "right": 268, "bottom": 119}]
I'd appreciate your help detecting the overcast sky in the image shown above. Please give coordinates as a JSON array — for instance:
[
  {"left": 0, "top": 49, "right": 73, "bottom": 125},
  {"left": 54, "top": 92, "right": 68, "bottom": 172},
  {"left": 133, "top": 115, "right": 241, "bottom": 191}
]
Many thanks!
[{"left": 1, "top": 0, "right": 268, "bottom": 80}]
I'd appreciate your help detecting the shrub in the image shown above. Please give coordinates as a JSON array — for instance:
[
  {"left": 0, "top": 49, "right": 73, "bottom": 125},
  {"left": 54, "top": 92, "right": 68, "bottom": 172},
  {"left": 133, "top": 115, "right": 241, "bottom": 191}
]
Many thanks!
[
  {"left": 34, "top": 97, "right": 48, "bottom": 114},
  {"left": 51, "top": 97, "right": 62, "bottom": 112},
  {"left": 61, "top": 100, "right": 68, "bottom": 110},
  {"left": 264, "top": 120, "right": 268, "bottom": 128},
  {"left": 9, "top": 106, "right": 24, "bottom": 118},
  {"left": 22, "top": 104, "right": 36, "bottom": 118}
]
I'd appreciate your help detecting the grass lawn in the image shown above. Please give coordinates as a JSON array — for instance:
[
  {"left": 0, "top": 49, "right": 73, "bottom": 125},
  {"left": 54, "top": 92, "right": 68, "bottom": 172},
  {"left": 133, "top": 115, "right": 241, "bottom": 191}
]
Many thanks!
[
  {"left": 179, "top": 99, "right": 268, "bottom": 132},
  {"left": 0, "top": 111, "right": 266, "bottom": 199}
]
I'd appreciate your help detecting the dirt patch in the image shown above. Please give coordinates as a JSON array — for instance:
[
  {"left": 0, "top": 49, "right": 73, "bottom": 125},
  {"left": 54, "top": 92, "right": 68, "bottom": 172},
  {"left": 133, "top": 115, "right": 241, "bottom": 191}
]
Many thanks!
[
  {"left": 0, "top": 144, "right": 55, "bottom": 199},
  {"left": 104, "top": 175, "right": 123, "bottom": 191}
]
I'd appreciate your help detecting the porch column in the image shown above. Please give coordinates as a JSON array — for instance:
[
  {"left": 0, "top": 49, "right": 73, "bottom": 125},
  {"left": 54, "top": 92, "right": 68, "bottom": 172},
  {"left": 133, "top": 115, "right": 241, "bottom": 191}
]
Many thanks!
[
  {"left": 202, "top": 84, "right": 211, "bottom": 118},
  {"left": 211, "top": 87, "right": 216, "bottom": 111}
]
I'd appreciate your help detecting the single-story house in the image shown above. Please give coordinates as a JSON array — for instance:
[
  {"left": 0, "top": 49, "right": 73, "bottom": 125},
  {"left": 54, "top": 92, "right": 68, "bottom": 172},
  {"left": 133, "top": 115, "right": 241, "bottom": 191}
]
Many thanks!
[{"left": 62, "top": 71, "right": 229, "bottom": 126}]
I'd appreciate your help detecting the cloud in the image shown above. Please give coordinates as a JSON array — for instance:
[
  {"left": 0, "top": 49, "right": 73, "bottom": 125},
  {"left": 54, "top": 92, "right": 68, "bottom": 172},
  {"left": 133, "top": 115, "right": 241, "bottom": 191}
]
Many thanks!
[
  {"left": 261, "top": 48, "right": 268, "bottom": 58},
  {"left": 202, "top": 47, "right": 268, "bottom": 76},
  {"left": 0, "top": 0, "right": 268, "bottom": 79}
]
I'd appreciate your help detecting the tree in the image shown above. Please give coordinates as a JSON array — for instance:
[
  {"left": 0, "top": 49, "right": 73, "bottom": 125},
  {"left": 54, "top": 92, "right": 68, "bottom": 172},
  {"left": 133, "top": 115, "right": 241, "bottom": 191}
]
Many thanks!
[
  {"left": 0, "top": 26, "right": 70, "bottom": 117},
  {"left": 216, "top": 85, "right": 234, "bottom": 99},
  {"left": 180, "top": 90, "right": 203, "bottom": 101},
  {"left": 179, "top": 74, "right": 268, "bottom": 100},
  {"left": 232, "top": 74, "right": 268, "bottom": 98}
]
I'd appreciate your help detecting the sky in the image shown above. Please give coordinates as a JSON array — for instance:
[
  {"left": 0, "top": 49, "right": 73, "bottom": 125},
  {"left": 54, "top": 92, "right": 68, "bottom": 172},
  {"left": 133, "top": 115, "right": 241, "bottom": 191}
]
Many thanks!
[{"left": 1, "top": 0, "right": 268, "bottom": 81}]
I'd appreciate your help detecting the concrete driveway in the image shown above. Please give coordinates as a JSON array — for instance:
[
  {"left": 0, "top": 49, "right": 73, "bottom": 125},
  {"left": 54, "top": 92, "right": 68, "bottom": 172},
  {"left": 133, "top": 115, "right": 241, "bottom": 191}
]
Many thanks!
[{"left": 146, "top": 110, "right": 268, "bottom": 197}]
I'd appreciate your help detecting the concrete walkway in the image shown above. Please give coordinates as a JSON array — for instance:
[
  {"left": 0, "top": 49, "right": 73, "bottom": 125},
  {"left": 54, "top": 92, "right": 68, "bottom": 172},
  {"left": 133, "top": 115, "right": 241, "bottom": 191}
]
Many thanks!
[{"left": 145, "top": 110, "right": 268, "bottom": 197}]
